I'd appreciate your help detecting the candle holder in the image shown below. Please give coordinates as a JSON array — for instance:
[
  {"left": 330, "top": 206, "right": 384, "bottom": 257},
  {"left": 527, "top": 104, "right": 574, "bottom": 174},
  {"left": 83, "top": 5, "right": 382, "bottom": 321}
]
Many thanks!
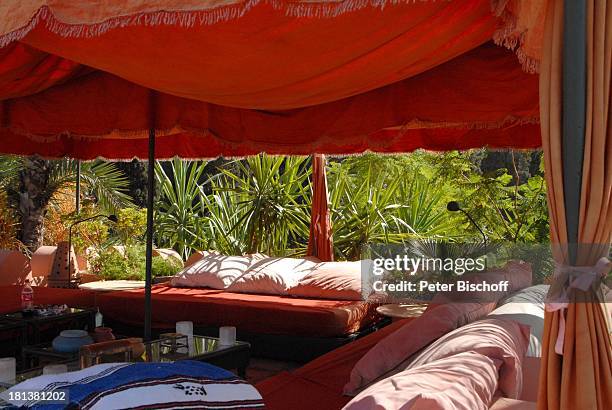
[{"left": 159, "top": 333, "right": 188, "bottom": 354}]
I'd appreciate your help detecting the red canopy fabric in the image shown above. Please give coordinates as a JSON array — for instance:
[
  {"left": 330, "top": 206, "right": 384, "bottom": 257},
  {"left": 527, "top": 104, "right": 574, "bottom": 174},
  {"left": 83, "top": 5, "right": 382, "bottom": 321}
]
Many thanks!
[
  {"left": 307, "top": 154, "right": 334, "bottom": 262},
  {"left": 4, "top": 0, "right": 499, "bottom": 109},
  {"left": 0, "top": 1, "right": 543, "bottom": 160},
  {"left": 0, "top": 43, "right": 539, "bottom": 160}
]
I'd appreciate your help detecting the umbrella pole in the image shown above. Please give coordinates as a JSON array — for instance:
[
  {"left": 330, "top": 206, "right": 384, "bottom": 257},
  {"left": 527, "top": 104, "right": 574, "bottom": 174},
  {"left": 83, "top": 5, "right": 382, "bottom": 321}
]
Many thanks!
[
  {"left": 562, "top": 0, "right": 586, "bottom": 262},
  {"left": 75, "top": 161, "right": 81, "bottom": 214},
  {"left": 144, "top": 127, "right": 155, "bottom": 341}
]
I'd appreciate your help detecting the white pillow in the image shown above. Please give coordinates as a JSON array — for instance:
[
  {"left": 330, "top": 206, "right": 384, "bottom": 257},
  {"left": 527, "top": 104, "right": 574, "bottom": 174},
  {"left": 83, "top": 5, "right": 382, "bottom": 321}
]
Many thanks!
[
  {"left": 227, "top": 257, "right": 317, "bottom": 295},
  {"left": 170, "top": 252, "right": 256, "bottom": 289},
  {"left": 487, "top": 285, "right": 548, "bottom": 357}
]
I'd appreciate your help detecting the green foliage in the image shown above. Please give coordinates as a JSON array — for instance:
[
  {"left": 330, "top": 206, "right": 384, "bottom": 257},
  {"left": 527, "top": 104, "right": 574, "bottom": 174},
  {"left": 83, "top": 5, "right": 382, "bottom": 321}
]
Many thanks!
[
  {"left": 89, "top": 245, "right": 182, "bottom": 280},
  {"left": 89, "top": 248, "right": 139, "bottom": 280},
  {"left": 115, "top": 207, "right": 147, "bottom": 245},
  {"left": 414, "top": 150, "right": 549, "bottom": 243},
  {"left": 327, "top": 154, "right": 458, "bottom": 260},
  {"left": 71, "top": 219, "right": 110, "bottom": 254},
  {"left": 0, "top": 155, "right": 132, "bottom": 251},
  {"left": 150, "top": 151, "right": 549, "bottom": 261},
  {"left": 202, "top": 155, "right": 311, "bottom": 256},
  {"left": 155, "top": 159, "right": 208, "bottom": 259},
  {"left": 78, "top": 160, "right": 133, "bottom": 214},
  {"left": 151, "top": 255, "right": 183, "bottom": 277}
]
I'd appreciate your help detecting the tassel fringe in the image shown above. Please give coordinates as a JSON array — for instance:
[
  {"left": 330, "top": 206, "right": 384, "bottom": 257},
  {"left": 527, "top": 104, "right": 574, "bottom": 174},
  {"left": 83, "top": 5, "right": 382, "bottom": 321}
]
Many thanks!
[
  {"left": 490, "top": 0, "right": 541, "bottom": 74},
  {"left": 0, "top": 1, "right": 438, "bottom": 48},
  {"left": 0, "top": 0, "right": 539, "bottom": 74}
]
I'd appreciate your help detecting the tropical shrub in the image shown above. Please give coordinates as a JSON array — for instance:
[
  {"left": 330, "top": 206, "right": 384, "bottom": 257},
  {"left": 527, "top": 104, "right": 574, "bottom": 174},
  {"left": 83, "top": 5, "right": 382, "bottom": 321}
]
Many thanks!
[
  {"left": 0, "top": 192, "right": 21, "bottom": 251},
  {"left": 89, "top": 244, "right": 182, "bottom": 280},
  {"left": 151, "top": 255, "right": 183, "bottom": 278},
  {"left": 202, "top": 155, "right": 311, "bottom": 256},
  {"left": 151, "top": 151, "right": 549, "bottom": 261},
  {"left": 327, "top": 154, "right": 459, "bottom": 260},
  {"left": 44, "top": 201, "right": 112, "bottom": 254},
  {"left": 114, "top": 207, "right": 147, "bottom": 245},
  {"left": 414, "top": 150, "right": 549, "bottom": 243},
  {"left": 71, "top": 220, "right": 110, "bottom": 254},
  {"left": 153, "top": 155, "right": 312, "bottom": 257},
  {"left": 0, "top": 156, "right": 132, "bottom": 251},
  {"left": 155, "top": 159, "right": 208, "bottom": 259}
]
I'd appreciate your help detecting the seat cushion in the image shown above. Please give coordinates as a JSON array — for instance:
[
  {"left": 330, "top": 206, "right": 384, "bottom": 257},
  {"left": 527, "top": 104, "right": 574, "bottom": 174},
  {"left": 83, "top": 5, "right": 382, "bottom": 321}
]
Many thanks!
[
  {"left": 288, "top": 261, "right": 364, "bottom": 301},
  {"left": 344, "top": 302, "right": 495, "bottom": 394},
  {"left": 406, "top": 318, "right": 530, "bottom": 399},
  {"left": 344, "top": 352, "right": 501, "bottom": 410}
]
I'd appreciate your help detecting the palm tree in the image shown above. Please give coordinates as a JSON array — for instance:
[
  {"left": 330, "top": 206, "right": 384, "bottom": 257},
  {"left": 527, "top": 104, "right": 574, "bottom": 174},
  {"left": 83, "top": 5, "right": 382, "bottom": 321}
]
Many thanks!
[{"left": 0, "top": 155, "right": 132, "bottom": 252}]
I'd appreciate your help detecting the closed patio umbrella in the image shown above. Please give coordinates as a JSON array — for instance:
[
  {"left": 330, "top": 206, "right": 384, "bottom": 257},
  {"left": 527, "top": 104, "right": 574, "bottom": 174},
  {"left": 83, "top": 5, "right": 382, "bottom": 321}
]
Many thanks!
[{"left": 307, "top": 154, "right": 333, "bottom": 262}]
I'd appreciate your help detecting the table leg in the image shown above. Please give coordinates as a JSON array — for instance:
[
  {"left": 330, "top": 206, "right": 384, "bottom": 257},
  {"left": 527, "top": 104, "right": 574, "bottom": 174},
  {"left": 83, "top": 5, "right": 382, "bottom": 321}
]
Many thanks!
[{"left": 237, "top": 366, "right": 247, "bottom": 379}]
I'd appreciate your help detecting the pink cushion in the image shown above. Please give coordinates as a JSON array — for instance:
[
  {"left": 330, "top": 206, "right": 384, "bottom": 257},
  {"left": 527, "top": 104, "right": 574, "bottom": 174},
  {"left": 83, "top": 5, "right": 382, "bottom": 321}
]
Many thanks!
[
  {"left": 170, "top": 253, "right": 255, "bottom": 289},
  {"left": 183, "top": 251, "right": 208, "bottom": 268},
  {"left": 288, "top": 261, "right": 363, "bottom": 301},
  {"left": 406, "top": 318, "right": 530, "bottom": 399},
  {"left": 433, "top": 260, "right": 533, "bottom": 304},
  {"left": 227, "top": 257, "right": 317, "bottom": 295},
  {"left": 172, "top": 253, "right": 317, "bottom": 295},
  {"left": 344, "top": 351, "right": 501, "bottom": 410},
  {"left": 183, "top": 251, "right": 270, "bottom": 269},
  {"left": 344, "top": 302, "right": 495, "bottom": 394}
]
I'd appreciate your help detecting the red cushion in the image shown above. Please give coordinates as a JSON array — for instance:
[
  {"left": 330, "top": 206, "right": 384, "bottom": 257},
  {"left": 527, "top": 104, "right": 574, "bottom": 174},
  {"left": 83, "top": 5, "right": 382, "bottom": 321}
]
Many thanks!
[{"left": 257, "top": 372, "right": 350, "bottom": 410}]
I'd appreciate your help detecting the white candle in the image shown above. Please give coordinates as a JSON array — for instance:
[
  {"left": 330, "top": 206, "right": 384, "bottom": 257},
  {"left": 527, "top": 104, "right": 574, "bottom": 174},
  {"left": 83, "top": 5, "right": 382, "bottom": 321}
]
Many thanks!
[
  {"left": 0, "top": 357, "right": 16, "bottom": 384},
  {"left": 219, "top": 326, "right": 236, "bottom": 345},
  {"left": 176, "top": 321, "right": 193, "bottom": 354},
  {"left": 43, "top": 364, "right": 68, "bottom": 375}
]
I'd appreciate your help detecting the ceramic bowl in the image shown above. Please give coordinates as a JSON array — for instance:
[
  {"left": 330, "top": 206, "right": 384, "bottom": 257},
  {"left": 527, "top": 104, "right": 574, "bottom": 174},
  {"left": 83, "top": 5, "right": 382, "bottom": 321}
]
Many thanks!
[{"left": 52, "top": 329, "right": 94, "bottom": 353}]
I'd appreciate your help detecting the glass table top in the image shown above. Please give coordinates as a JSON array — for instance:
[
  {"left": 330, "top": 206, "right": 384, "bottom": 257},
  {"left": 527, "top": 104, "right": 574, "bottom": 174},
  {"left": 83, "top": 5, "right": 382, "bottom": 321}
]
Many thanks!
[{"left": 138, "top": 335, "right": 249, "bottom": 363}]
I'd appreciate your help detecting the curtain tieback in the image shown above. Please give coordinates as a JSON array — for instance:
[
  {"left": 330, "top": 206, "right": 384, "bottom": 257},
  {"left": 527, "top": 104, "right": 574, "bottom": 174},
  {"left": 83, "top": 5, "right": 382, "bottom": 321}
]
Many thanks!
[{"left": 545, "top": 257, "right": 611, "bottom": 354}]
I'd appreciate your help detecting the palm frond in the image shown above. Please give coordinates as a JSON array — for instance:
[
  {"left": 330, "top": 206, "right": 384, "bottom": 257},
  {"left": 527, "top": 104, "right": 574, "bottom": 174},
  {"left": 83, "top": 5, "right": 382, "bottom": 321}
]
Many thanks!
[{"left": 79, "top": 160, "right": 133, "bottom": 213}]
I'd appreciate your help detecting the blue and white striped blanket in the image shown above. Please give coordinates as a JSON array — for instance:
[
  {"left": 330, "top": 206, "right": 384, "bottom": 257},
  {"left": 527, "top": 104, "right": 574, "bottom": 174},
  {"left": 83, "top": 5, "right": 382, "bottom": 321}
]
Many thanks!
[{"left": 0, "top": 361, "right": 264, "bottom": 409}]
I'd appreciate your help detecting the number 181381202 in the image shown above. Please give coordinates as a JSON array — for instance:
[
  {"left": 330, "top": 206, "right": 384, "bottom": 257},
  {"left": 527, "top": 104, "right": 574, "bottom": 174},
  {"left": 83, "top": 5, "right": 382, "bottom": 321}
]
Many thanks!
[{"left": 7, "top": 390, "right": 69, "bottom": 404}]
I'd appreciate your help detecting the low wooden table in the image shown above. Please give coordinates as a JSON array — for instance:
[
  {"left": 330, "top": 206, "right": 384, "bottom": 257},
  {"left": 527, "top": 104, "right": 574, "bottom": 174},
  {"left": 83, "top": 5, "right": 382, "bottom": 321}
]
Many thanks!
[
  {"left": 1, "top": 307, "right": 96, "bottom": 345},
  {"left": 0, "top": 318, "right": 26, "bottom": 359},
  {"left": 21, "top": 335, "right": 251, "bottom": 378},
  {"left": 78, "top": 280, "right": 145, "bottom": 292},
  {"left": 376, "top": 303, "right": 428, "bottom": 322}
]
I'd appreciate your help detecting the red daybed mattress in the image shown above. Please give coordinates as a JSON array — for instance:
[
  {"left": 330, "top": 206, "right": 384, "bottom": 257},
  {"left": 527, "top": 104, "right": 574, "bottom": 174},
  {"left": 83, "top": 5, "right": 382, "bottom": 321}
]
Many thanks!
[
  {"left": 256, "top": 319, "right": 407, "bottom": 410},
  {"left": 0, "top": 285, "right": 97, "bottom": 314},
  {"left": 97, "top": 284, "right": 381, "bottom": 337}
]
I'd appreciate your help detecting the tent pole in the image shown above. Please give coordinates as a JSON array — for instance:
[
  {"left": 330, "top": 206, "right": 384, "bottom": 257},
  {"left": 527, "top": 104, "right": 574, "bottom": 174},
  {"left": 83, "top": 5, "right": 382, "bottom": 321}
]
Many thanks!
[
  {"left": 562, "top": 0, "right": 586, "bottom": 263},
  {"left": 144, "top": 126, "right": 155, "bottom": 341},
  {"left": 75, "top": 161, "right": 81, "bottom": 214}
]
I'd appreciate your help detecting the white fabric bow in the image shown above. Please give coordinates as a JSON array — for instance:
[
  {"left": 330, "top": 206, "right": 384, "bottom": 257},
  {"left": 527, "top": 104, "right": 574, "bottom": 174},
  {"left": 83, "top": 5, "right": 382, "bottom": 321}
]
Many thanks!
[{"left": 545, "top": 257, "right": 611, "bottom": 354}]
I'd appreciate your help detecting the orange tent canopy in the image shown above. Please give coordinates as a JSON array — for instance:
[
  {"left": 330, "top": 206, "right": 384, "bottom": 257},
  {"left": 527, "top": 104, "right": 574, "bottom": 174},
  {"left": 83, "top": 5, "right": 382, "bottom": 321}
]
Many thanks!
[
  {"left": 0, "top": 0, "right": 552, "bottom": 351},
  {"left": 0, "top": 0, "right": 543, "bottom": 159}
]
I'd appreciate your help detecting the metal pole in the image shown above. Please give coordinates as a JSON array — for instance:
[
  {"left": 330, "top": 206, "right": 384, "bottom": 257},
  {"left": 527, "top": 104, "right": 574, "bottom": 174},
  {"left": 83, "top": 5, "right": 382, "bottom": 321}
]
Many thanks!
[
  {"left": 75, "top": 161, "right": 81, "bottom": 214},
  {"left": 562, "top": 0, "right": 586, "bottom": 263},
  {"left": 144, "top": 130, "right": 156, "bottom": 341}
]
